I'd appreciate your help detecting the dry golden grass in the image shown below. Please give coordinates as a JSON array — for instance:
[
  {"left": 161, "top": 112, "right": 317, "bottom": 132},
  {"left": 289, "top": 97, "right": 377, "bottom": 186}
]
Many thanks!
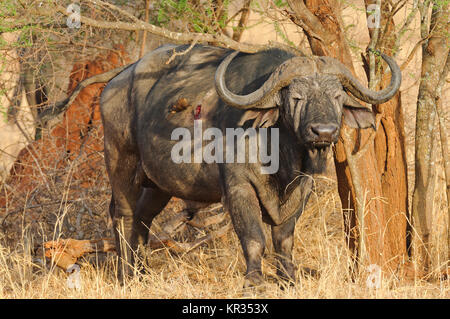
[{"left": 0, "top": 177, "right": 447, "bottom": 299}]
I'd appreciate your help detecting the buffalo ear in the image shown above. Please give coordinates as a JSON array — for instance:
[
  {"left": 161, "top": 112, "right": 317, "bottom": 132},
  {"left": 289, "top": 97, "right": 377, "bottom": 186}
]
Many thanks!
[
  {"left": 238, "top": 108, "right": 280, "bottom": 128},
  {"left": 343, "top": 95, "right": 376, "bottom": 129},
  {"left": 238, "top": 92, "right": 281, "bottom": 128}
]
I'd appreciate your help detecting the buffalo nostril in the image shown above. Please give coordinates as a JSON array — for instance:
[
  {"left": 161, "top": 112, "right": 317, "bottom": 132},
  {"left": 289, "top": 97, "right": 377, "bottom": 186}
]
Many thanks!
[{"left": 310, "top": 123, "right": 338, "bottom": 141}]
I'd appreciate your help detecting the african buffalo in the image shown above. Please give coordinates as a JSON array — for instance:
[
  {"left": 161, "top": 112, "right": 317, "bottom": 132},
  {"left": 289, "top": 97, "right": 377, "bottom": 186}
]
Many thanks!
[{"left": 99, "top": 44, "right": 401, "bottom": 287}]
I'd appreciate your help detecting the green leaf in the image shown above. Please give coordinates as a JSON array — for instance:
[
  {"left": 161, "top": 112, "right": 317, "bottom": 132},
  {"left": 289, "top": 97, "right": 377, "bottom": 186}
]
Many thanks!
[{"left": 273, "top": 0, "right": 287, "bottom": 8}]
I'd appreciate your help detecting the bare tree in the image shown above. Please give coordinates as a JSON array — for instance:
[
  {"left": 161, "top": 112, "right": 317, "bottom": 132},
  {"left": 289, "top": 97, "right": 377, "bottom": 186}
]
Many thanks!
[{"left": 412, "top": 0, "right": 449, "bottom": 274}]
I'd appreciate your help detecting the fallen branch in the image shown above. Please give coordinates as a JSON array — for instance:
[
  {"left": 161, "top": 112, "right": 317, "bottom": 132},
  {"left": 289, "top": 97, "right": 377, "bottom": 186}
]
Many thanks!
[
  {"left": 42, "top": 238, "right": 116, "bottom": 270},
  {"left": 187, "top": 211, "right": 227, "bottom": 229},
  {"left": 39, "top": 204, "right": 230, "bottom": 270}
]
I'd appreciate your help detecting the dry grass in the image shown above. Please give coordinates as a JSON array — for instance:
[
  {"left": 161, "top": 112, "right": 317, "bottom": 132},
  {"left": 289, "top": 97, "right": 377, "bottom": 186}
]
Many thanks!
[{"left": 0, "top": 176, "right": 448, "bottom": 299}]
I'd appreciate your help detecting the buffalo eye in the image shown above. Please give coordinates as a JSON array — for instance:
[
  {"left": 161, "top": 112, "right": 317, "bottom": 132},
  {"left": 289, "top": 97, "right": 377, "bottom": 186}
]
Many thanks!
[
  {"left": 334, "top": 92, "right": 344, "bottom": 103},
  {"left": 332, "top": 92, "right": 346, "bottom": 111},
  {"left": 288, "top": 92, "right": 304, "bottom": 119},
  {"left": 291, "top": 93, "right": 304, "bottom": 101}
]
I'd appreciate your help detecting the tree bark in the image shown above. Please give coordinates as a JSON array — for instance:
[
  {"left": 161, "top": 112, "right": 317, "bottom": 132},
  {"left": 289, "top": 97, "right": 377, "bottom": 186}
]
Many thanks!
[{"left": 435, "top": 53, "right": 450, "bottom": 263}]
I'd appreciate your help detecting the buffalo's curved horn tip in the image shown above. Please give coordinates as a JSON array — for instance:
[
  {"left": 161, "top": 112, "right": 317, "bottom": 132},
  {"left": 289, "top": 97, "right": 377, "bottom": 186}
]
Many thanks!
[{"left": 333, "top": 52, "right": 401, "bottom": 105}]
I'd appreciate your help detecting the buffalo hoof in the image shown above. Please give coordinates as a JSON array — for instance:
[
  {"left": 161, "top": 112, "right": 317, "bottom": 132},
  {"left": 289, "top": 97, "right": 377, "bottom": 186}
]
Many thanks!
[
  {"left": 275, "top": 269, "right": 296, "bottom": 290},
  {"left": 242, "top": 272, "right": 266, "bottom": 297},
  {"left": 277, "top": 277, "right": 295, "bottom": 291},
  {"left": 243, "top": 271, "right": 265, "bottom": 289},
  {"left": 276, "top": 263, "right": 297, "bottom": 284},
  {"left": 276, "top": 275, "right": 296, "bottom": 290}
]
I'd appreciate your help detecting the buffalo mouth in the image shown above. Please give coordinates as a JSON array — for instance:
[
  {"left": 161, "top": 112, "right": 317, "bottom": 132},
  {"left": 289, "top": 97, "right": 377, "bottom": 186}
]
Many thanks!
[
  {"left": 307, "top": 142, "right": 330, "bottom": 159},
  {"left": 311, "top": 141, "right": 332, "bottom": 148}
]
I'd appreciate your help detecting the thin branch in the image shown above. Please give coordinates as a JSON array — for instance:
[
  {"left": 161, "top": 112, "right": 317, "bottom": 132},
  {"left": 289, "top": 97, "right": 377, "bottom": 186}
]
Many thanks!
[
  {"left": 367, "top": 0, "right": 382, "bottom": 89},
  {"left": 226, "top": 7, "right": 246, "bottom": 25},
  {"left": 139, "top": 0, "right": 150, "bottom": 58},
  {"left": 32, "top": 3, "right": 292, "bottom": 55},
  {"left": 392, "top": 0, "right": 408, "bottom": 16},
  {"left": 165, "top": 36, "right": 200, "bottom": 65},
  {"left": 89, "top": 0, "right": 141, "bottom": 23},
  {"left": 392, "top": 1, "right": 421, "bottom": 58},
  {"left": 399, "top": 36, "right": 429, "bottom": 69},
  {"left": 1, "top": 199, "right": 85, "bottom": 229},
  {"left": 232, "top": 0, "right": 252, "bottom": 42},
  {"left": 379, "top": 35, "right": 430, "bottom": 85}
]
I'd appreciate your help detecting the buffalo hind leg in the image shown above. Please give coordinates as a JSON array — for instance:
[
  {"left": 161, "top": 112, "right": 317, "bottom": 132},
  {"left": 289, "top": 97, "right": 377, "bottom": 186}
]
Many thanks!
[
  {"left": 223, "top": 183, "right": 266, "bottom": 288},
  {"left": 104, "top": 143, "right": 146, "bottom": 278},
  {"left": 131, "top": 187, "right": 171, "bottom": 259}
]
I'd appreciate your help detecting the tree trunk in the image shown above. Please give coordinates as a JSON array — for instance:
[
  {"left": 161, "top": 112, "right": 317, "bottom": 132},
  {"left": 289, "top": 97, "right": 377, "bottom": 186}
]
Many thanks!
[
  {"left": 412, "top": 2, "right": 449, "bottom": 273},
  {"left": 365, "top": 0, "right": 410, "bottom": 271}
]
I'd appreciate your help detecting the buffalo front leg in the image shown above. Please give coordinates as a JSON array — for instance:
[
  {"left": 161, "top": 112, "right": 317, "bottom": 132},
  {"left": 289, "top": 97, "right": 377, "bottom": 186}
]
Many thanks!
[
  {"left": 271, "top": 215, "right": 297, "bottom": 283},
  {"left": 223, "top": 184, "right": 266, "bottom": 288},
  {"left": 271, "top": 189, "right": 310, "bottom": 285}
]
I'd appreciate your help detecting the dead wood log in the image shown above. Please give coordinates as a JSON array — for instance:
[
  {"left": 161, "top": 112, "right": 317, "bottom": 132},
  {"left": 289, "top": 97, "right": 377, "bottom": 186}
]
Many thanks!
[
  {"left": 40, "top": 204, "right": 229, "bottom": 270},
  {"left": 42, "top": 238, "right": 116, "bottom": 270}
]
